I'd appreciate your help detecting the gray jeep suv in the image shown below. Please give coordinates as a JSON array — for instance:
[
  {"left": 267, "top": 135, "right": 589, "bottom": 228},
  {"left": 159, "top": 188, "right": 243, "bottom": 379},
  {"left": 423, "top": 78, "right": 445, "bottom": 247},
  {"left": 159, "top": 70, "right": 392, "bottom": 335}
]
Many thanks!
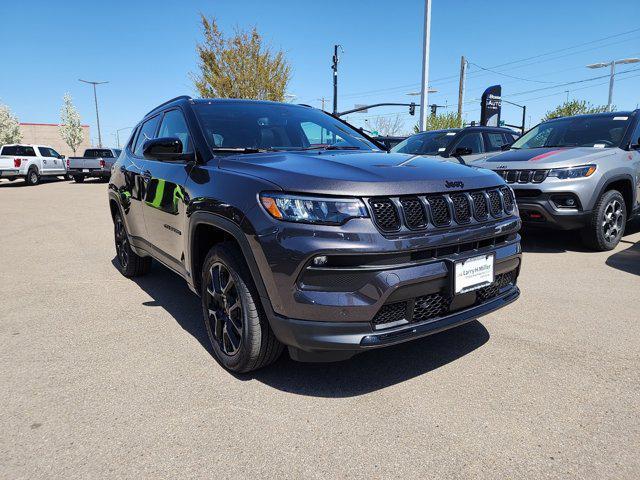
[
  {"left": 108, "top": 96, "right": 521, "bottom": 372},
  {"left": 476, "top": 111, "right": 640, "bottom": 250}
]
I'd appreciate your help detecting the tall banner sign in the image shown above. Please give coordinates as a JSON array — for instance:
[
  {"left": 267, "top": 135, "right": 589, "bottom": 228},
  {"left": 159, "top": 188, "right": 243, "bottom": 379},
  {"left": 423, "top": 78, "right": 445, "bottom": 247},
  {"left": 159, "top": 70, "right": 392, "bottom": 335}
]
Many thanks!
[{"left": 480, "top": 85, "right": 502, "bottom": 127}]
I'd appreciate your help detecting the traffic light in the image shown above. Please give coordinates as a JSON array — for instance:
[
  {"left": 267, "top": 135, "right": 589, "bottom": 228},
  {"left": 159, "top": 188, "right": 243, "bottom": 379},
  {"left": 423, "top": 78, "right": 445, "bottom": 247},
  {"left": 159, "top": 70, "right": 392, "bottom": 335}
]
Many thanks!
[{"left": 409, "top": 102, "right": 416, "bottom": 116}]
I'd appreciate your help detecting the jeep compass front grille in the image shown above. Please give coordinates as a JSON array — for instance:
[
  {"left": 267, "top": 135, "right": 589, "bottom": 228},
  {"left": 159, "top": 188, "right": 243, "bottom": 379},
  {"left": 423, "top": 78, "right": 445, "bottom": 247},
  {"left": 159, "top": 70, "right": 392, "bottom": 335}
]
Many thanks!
[
  {"left": 497, "top": 169, "right": 549, "bottom": 184},
  {"left": 369, "top": 188, "right": 513, "bottom": 233}
]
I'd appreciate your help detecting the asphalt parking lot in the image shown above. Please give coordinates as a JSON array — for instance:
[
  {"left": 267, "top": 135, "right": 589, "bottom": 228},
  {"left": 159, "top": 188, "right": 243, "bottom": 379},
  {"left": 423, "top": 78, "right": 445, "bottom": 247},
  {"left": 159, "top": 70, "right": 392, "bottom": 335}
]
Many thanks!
[{"left": 1, "top": 178, "right": 639, "bottom": 479}]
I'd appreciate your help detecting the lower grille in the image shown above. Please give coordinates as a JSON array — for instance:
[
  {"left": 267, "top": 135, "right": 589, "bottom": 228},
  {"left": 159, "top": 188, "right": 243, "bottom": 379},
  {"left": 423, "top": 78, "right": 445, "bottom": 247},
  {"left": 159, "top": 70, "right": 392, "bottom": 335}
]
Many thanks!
[
  {"left": 413, "top": 293, "right": 451, "bottom": 322},
  {"left": 372, "top": 301, "right": 407, "bottom": 326},
  {"left": 371, "top": 269, "right": 517, "bottom": 328}
]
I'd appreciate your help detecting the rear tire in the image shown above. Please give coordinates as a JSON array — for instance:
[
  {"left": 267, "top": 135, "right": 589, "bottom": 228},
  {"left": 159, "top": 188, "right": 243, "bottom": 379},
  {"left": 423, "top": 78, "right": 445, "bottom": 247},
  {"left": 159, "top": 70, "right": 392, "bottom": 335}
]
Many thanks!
[
  {"left": 201, "top": 242, "right": 283, "bottom": 373},
  {"left": 26, "top": 167, "right": 40, "bottom": 186},
  {"left": 73, "top": 175, "right": 85, "bottom": 183},
  {"left": 581, "top": 190, "right": 626, "bottom": 251},
  {"left": 113, "top": 211, "right": 151, "bottom": 277}
]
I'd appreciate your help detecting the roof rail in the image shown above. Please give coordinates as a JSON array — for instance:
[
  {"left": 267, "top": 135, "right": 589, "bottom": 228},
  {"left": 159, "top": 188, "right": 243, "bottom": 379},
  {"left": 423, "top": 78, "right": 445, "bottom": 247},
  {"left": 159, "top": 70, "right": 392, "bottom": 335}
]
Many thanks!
[{"left": 145, "top": 95, "right": 192, "bottom": 117}]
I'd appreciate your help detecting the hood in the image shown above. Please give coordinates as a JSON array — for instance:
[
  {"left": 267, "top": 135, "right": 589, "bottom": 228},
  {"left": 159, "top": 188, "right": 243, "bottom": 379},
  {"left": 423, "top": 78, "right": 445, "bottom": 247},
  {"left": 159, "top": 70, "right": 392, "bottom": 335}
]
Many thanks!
[
  {"left": 217, "top": 150, "right": 503, "bottom": 196},
  {"left": 476, "top": 146, "right": 617, "bottom": 170}
]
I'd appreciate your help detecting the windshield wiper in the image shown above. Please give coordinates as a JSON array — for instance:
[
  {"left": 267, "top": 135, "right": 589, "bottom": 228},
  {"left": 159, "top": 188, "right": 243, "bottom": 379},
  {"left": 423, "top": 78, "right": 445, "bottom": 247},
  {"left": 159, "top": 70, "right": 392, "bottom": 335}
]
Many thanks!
[
  {"left": 211, "top": 147, "right": 266, "bottom": 154},
  {"left": 299, "top": 145, "right": 363, "bottom": 151}
]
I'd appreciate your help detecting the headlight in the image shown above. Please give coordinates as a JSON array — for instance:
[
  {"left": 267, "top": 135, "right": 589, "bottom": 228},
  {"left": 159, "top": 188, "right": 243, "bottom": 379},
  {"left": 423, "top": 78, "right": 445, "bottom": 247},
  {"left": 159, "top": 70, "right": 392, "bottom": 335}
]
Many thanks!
[
  {"left": 260, "top": 193, "right": 369, "bottom": 225},
  {"left": 547, "top": 165, "right": 596, "bottom": 180}
]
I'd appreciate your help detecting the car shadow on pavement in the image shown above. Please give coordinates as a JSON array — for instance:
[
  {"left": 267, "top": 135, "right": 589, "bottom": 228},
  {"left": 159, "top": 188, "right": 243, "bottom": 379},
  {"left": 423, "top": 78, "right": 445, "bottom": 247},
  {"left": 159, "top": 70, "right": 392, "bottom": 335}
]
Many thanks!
[
  {"left": 115, "top": 258, "right": 490, "bottom": 397},
  {"left": 519, "top": 227, "right": 591, "bottom": 253},
  {"left": 606, "top": 238, "right": 640, "bottom": 277}
]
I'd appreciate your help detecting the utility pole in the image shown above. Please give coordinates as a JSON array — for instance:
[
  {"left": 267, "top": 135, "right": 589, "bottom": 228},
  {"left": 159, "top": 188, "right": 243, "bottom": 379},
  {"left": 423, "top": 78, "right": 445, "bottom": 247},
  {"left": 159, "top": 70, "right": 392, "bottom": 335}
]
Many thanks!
[
  {"left": 79, "top": 79, "right": 108, "bottom": 147},
  {"left": 115, "top": 126, "right": 133, "bottom": 148},
  {"left": 457, "top": 56, "right": 467, "bottom": 127},
  {"left": 317, "top": 97, "right": 327, "bottom": 111},
  {"left": 331, "top": 45, "right": 342, "bottom": 115},
  {"left": 418, "top": 0, "right": 432, "bottom": 131}
]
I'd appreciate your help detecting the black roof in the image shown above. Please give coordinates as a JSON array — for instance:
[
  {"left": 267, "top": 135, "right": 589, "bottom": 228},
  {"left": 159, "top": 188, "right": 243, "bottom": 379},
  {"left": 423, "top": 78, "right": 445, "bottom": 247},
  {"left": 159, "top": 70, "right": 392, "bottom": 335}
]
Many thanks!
[{"left": 543, "top": 110, "right": 637, "bottom": 123}]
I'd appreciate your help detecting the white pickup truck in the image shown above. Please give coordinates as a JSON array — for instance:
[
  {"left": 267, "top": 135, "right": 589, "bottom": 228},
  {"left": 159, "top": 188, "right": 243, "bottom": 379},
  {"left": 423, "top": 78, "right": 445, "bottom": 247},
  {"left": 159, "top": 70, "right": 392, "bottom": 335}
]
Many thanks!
[
  {"left": 66, "top": 148, "right": 121, "bottom": 183},
  {"left": 0, "top": 144, "right": 68, "bottom": 186}
]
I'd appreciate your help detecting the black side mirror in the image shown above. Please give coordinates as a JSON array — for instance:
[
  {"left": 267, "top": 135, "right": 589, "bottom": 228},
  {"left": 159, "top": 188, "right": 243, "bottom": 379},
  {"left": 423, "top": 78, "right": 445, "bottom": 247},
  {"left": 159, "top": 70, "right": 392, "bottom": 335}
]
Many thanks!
[
  {"left": 453, "top": 146, "right": 473, "bottom": 156},
  {"left": 143, "top": 137, "right": 193, "bottom": 161},
  {"left": 500, "top": 143, "right": 512, "bottom": 151}
]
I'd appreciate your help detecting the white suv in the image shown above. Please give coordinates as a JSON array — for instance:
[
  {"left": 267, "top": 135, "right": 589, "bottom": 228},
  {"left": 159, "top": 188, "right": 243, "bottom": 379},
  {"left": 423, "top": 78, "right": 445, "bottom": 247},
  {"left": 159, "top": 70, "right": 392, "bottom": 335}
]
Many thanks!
[{"left": 0, "top": 144, "right": 68, "bottom": 185}]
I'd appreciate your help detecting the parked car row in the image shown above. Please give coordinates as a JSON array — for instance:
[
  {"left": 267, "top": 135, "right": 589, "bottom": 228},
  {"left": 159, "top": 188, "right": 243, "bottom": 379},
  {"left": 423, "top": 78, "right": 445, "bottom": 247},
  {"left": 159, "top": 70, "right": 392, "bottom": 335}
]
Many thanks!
[
  {"left": 0, "top": 145, "right": 120, "bottom": 185},
  {"left": 392, "top": 111, "right": 640, "bottom": 251}
]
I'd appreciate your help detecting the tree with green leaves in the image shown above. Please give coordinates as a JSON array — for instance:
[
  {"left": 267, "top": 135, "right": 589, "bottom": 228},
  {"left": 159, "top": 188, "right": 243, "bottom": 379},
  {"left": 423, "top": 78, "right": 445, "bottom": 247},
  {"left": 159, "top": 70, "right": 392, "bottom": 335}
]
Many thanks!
[
  {"left": 192, "top": 15, "right": 291, "bottom": 101},
  {"left": 542, "top": 100, "right": 609, "bottom": 121},
  {"left": 414, "top": 111, "right": 462, "bottom": 133},
  {"left": 59, "top": 93, "right": 84, "bottom": 155},
  {"left": 0, "top": 103, "right": 22, "bottom": 145}
]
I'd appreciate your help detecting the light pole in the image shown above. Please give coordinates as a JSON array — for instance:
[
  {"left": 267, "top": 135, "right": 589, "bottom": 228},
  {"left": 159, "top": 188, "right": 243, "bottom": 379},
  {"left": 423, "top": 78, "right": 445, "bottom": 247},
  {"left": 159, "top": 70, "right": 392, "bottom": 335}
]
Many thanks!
[
  {"left": 79, "top": 79, "right": 108, "bottom": 147},
  {"left": 418, "top": 0, "right": 432, "bottom": 131},
  {"left": 114, "top": 127, "right": 133, "bottom": 148},
  {"left": 586, "top": 58, "right": 640, "bottom": 111}
]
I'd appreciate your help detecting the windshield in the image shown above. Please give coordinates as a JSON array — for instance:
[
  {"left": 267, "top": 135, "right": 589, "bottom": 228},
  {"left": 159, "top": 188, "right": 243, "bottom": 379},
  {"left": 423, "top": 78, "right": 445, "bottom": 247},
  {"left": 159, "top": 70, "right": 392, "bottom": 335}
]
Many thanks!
[
  {"left": 391, "top": 130, "right": 459, "bottom": 155},
  {"left": 512, "top": 114, "right": 632, "bottom": 149},
  {"left": 193, "top": 101, "right": 380, "bottom": 153}
]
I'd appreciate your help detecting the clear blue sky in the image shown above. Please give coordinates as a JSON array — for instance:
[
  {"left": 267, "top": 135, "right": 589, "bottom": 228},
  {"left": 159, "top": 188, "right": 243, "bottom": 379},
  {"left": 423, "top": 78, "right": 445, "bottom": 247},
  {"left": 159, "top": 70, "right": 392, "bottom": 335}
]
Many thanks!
[{"left": 1, "top": 0, "right": 639, "bottom": 145}]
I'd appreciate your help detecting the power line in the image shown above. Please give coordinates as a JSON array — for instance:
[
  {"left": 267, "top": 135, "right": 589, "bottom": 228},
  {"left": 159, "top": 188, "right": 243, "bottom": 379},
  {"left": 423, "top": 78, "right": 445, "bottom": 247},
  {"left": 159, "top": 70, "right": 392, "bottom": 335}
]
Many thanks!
[{"left": 339, "top": 28, "right": 640, "bottom": 100}]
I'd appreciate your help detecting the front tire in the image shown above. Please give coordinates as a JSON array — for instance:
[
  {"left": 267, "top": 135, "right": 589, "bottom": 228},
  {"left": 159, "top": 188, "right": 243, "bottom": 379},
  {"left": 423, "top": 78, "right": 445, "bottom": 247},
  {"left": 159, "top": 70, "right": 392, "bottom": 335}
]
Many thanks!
[
  {"left": 26, "top": 167, "right": 40, "bottom": 186},
  {"left": 201, "top": 242, "right": 283, "bottom": 373},
  {"left": 113, "top": 211, "right": 151, "bottom": 277},
  {"left": 581, "top": 190, "right": 626, "bottom": 251}
]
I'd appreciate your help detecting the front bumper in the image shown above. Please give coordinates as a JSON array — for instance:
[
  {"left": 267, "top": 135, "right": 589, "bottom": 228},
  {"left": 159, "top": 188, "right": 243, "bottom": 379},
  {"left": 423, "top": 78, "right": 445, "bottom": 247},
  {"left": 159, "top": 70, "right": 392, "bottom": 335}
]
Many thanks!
[
  {"left": 245, "top": 208, "right": 522, "bottom": 355},
  {"left": 271, "top": 286, "right": 520, "bottom": 358},
  {"left": 514, "top": 190, "right": 591, "bottom": 230}
]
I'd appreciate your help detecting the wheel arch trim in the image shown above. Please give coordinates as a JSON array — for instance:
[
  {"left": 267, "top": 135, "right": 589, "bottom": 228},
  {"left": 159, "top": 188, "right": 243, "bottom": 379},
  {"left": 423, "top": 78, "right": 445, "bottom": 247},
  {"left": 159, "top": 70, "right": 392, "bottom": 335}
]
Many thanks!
[{"left": 187, "top": 211, "right": 275, "bottom": 316}]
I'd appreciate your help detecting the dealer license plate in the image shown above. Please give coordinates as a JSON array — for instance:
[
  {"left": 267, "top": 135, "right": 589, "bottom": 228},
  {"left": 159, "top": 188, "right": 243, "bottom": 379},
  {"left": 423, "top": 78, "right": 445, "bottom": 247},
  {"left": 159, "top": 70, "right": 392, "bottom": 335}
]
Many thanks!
[
  {"left": 454, "top": 254, "right": 494, "bottom": 294},
  {"left": 82, "top": 169, "right": 89, "bottom": 173}
]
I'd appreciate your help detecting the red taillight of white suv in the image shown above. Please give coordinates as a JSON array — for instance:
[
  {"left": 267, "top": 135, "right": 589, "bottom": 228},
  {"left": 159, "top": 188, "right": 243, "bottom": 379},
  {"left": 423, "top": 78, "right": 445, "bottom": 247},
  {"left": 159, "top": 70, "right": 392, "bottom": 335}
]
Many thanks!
[
  {"left": 99, "top": 159, "right": 105, "bottom": 168},
  {"left": 66, "top": 159, "right": 70, "bottom": 168},
  {"left": 14, "top": 158, "right": 21, "bottom": 168}
]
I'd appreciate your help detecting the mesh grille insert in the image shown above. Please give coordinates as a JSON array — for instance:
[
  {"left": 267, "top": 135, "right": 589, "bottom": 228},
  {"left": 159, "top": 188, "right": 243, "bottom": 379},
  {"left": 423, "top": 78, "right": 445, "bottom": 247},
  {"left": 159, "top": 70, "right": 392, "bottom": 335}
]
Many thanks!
[
  {"left": 372, "top": 302, "right": 407, "bottom": 326},
  {"left": 369, "top": 198, "right": 400, "bottom": 231},
  {"left": 488, "top": 190, "right": 503, "bottom": 217},
  {"left": 451, "top": 193, "right": 471, "bottom": 224},
  {"left": 427, "top": 196, "right": 451, "bottom": 226},
  {"left": 470, "top": 192, "right": 488, "bottom": 220},
  {"left": 500, "top": 187, "right": 514, "bottom": 213},
  {"left": 413, "top": 293, "right": 451, "bottom": 322},
  {"left": 400, "top": 197, "right": 427, "bottom": 229}
]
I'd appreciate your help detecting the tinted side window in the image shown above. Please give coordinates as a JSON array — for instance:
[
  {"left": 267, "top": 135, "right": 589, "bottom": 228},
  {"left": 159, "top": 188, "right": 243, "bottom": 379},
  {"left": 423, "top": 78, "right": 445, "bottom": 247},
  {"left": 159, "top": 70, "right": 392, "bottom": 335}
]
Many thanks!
[
  {"left": 484, "top": 132, "right": 508, "bottom": 152},
  {"left": 157, "top": 109, "right": 192, "bottom": 153},
  {"left": 631, "top": 119, "right": 640, "bottom": 145},
  {"left": 133, "top": 115, "right": 161, "bottom": 156},
  {"left": 37, "top": 147, "right": 52, "bottom": 157},
  {"left": 454, "top": 133, "right": 484, "bottom": 154}
]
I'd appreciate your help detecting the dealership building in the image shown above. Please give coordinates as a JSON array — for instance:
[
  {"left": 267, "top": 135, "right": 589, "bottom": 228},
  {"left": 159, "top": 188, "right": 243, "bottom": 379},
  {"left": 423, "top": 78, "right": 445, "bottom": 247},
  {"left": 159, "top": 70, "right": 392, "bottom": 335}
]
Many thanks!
[{"left": 18, "top": 123, "right": 92, "bottom": 157}]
